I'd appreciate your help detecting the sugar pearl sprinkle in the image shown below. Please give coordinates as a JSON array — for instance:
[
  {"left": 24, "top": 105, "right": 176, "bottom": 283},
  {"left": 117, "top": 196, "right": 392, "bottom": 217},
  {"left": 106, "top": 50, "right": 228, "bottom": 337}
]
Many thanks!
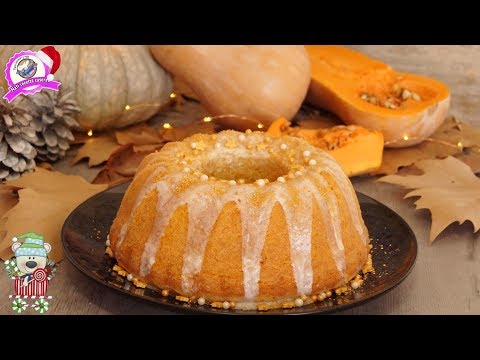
[
  {"left": 256, "top": 179, "right": 266, "bottom": 187},
  {"left": 295, "top": 171, "right": 303, "bottom": 177},
  {"left": 183, "top": 167, "right": 191, "bottom": 173},
  {"left": 191, "top": 142, "right": 197, "bottom": 149},
  {"left": 277, "top": 176, "right": 286, "bottom": 183},
  {"left": 280, "top": 143, "right": 288, "bottom": 150},
  {"left": 161, "top": 289, "right": 169, "bottom": 297},
  {"left": 239, "top": 134, "right": 246, "bottom": 142},
  {"left": 127, "top": 274, "right": 133, "bottom": 281},
  {"left": 222, "top": 301, "right": 231, "bottom": 309},
  {"left": 294, "top": 298, "right": 304, "bottom": 307},
  {"left": 308, "top": 159, "right": 317, "bottom": 166},
  {"left": 215, "top": 143, "right": 221, "bottom": 149},
  {"left": 228, "top": 180, "right": 237, "bottom": 186},
  {"left": 180, "top": 160, "right": 187, "bottom": 165},
  {"left": 200, "top": 174, "right": 209, "bottom": 181},
  {"left": 303, "top": 150, "right": 311, "bottom": 157},
  {"left": 351, "top": 281, "right": 360, "bottom": 290},
  {"left": 197, "top": 297, "right": 206, "bottom": 306}
]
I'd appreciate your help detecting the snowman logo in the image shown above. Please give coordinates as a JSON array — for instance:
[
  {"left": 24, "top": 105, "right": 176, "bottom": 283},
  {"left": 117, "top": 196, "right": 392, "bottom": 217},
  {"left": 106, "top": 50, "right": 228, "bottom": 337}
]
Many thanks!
[{"left": 4, "top": 232, "right": 56, "bottom": 314}]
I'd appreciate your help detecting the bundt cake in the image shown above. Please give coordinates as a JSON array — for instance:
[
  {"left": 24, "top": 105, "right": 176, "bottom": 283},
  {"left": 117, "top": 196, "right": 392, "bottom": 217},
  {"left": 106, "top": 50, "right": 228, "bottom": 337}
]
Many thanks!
[{"left": 108, "top": 129, "right": 371, "bottom": 310}]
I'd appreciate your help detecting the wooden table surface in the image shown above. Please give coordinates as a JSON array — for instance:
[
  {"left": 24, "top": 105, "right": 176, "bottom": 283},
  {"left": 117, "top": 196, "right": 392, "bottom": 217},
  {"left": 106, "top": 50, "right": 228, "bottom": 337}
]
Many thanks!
[{"left": 1, "top": 45, "right": 480, "bottom": 315}]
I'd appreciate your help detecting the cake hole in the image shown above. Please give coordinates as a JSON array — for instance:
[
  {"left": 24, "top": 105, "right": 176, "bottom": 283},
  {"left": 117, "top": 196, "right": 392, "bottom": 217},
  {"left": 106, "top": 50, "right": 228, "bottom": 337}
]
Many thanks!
[{"left": 201, "top": 156, "right": 289, "bottom": 183}]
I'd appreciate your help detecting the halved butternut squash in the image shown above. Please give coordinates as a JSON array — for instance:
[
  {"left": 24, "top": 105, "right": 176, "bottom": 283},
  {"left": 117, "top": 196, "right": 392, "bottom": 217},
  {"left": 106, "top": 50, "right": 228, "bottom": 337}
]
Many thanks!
[
  {"left": 267, "top": 118, "right": 384, "bottom": 176},
  {"left": 305, "top": 46, "right": 450, "bottom": 148}
]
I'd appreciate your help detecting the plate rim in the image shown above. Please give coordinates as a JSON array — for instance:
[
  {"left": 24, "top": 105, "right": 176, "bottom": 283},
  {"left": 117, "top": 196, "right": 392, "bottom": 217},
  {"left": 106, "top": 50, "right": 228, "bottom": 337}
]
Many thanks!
[{"left": 61, "top": 182, "right": 418, "bottom": 315}]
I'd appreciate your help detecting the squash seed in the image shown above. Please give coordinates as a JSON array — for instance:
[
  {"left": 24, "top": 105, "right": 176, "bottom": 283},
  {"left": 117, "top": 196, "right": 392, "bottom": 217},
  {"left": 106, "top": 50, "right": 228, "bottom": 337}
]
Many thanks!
[
  {"left": 402, "top": 89, "right": 411, "bottom": 100},
  {"left": 412, "top": 92, "right": 421, "bottom": 101}
]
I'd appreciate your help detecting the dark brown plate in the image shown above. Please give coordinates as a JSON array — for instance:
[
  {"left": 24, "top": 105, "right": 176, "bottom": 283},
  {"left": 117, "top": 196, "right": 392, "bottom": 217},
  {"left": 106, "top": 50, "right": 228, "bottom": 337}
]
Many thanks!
[{"left": 62, "top": 181, "right": 417, "bottom": 315}]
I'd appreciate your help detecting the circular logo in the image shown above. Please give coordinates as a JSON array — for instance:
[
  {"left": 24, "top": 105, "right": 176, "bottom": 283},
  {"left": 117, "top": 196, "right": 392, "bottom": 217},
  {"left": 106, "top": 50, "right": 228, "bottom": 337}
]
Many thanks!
[
  {"left": 16, "top": 58, "right": 37, "bottom": 78},
  {"left": 7, "top": 53, "right": 47, "bottom": 93}
]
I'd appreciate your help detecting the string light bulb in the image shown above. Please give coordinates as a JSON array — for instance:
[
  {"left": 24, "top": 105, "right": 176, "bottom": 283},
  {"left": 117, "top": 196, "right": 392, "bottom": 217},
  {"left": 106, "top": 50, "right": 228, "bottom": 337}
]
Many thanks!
[
  {"left": 163, "top": 123, "right": 172, "bottom": 129},
  {"left": 87, "top": 129, "right": 93, "bottom": 137},
  {"left": 403, "top": 135, "right": 409, "bottom": 141},
  {"left": 125, "top": 105, "right": 131, "bottom": 110},
  {"left": 203, "top": 116, "right": 212, "bottom": 123},
  {"left": 457, "top": 142, "right": 463, "bottom": 147},
  {"left": 257, "top": 123, "right": 264, "bottom": 129},
  {"left": 169, "top": 93, "right": 177, "bottom": 99}
]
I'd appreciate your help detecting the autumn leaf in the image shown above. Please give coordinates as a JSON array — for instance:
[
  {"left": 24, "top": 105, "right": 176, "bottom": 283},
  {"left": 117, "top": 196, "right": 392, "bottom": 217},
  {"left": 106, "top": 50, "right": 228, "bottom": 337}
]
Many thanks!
[
  {"left": 373, "top": 117, "right": 480, "bottom": 175},
  {"left": 0, "top": 168, "right": 107, "bottom": 261},
  {"left": 0, "top": 185, "right": 19, "bottom": 241},
  {"left": 92, "top": 144, "right": 159, "bottom": 185},
  {"left": 455, "top": 146, "right": 480, "bottom": 174},
  {"left": 72, "top": 133, "right": 121, "bottom": 167},
  {"left": 115, "top": 123, "right": 165, "bottom": 146},
  {"left": 0, "top": 185, "right": 18, "bottom": 218},
  {"left": 71, "top": 130, "right": 92, "bottom": 145},
  {"left": 379, "top": 156, "right": 480, "bottom": 243}
]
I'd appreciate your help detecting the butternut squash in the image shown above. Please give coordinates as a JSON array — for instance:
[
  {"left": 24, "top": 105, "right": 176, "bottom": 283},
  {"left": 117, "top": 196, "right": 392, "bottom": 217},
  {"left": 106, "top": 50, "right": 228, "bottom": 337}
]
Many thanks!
[
  {"left": 305, "top": 46, "right": 450, "bottom": 148},
  {"left": 268, "top": 117, "right": 384, "bottom": 176},
  {"left": 150, "top": 46, "right": 311, "bottom": 126}
]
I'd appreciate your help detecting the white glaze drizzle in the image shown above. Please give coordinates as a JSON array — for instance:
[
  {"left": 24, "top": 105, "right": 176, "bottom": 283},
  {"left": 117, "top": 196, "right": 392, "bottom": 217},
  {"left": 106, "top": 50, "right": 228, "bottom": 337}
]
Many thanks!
[
  {"left": 282, "top": 179, "right": 313, "bottom": 295},
  {"left": 237, "top": 188, "right": 275, "bottom": 300},
  {"left": 313, "top": 153, "right": 367, "bottom": 244},
  {"left": 302, "top": 173, "right": 346, "bottom": 276},
  {"left": 116, "top": 164, "right": 169, "bottom": 250}
]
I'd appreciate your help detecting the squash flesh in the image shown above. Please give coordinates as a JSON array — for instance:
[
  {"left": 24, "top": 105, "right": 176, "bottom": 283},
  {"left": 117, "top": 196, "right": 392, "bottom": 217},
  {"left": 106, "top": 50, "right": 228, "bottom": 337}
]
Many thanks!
[
  {"left": 305, "top": 45, "right": 450, "bottom": 148},
  {"left": 267, "top": 118, "right": 384, "bottom": 176}
]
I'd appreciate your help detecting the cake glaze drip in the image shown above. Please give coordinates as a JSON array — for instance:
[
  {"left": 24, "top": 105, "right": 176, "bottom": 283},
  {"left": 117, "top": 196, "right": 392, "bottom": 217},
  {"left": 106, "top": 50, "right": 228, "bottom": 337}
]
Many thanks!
[{"left": 114, "top": 131, "right": 369, "bottom": 300}]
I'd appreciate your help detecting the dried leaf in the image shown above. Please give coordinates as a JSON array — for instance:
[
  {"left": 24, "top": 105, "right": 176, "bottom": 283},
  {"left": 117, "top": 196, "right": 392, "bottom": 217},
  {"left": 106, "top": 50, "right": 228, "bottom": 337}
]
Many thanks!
[
  {"left": 133, "top": 144, "right": 164, "bottom": 153},
  {"left": 71, "top": 131, "right": 91, "bottom": 145},
  {"left": 374, "top": 117, "right": 480, "bottom": 175},
  {"left": 0, "top": 185, "right": 19, "bottom": 240},
  {"left": 379, "top": 156, "right": 480, "bottom": 243},
  {"left": 115, "top": 123, "right": 165, "bottom": 146},
  {"left": 72, "top": 133, "right": 121, "bottom": 167},
  {"left": 454, "top": 146, "right": 480, "bottom": 174},
  {"left": 0, "top": 185, "right": 18, "bottom": 218},
  {"left": 36, "top": 162, "right": 53, "bottom": 170},
  {"left": 92, "top": 144, "right": 159, "bottom": 185},
  {"left": 159, "top": 122, "right": 215, "bottom": 142},
  {"left": 0, "top": 168, "right": 107, "bottom": 261}
]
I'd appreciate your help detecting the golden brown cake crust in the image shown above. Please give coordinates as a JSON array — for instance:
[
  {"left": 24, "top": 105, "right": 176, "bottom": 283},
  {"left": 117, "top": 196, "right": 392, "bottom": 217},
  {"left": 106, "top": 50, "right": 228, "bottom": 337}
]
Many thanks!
[{"left": 109, "top": 130, "right": 370, "bottom": 310}]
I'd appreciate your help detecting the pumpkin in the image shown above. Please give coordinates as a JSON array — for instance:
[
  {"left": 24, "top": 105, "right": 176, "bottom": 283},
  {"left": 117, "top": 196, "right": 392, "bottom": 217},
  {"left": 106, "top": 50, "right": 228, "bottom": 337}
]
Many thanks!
[
  {"left": 305, "top": 45, "right": 450, "bottom": 148},
  {"left": 0, "top": 46, "right": 173, "bottom": 130},
  {"left": 267, "top": 117, "right": 384, "bottom": 176},
  {"left": 150, "top": 45, "right": 311, "bottom": 127}
]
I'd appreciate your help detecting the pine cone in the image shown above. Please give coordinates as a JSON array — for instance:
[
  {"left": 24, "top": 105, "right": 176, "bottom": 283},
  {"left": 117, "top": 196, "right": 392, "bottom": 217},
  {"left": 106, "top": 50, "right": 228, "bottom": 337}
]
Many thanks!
[
  {"left": 0, "top": 88, "right": 81, "bottom": 181},
  {"left": 14, "top": 89, "right": 81, "bottom": 162},
  {"left": 0, "top": 98, "right": 37, "bottom": 181}
]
